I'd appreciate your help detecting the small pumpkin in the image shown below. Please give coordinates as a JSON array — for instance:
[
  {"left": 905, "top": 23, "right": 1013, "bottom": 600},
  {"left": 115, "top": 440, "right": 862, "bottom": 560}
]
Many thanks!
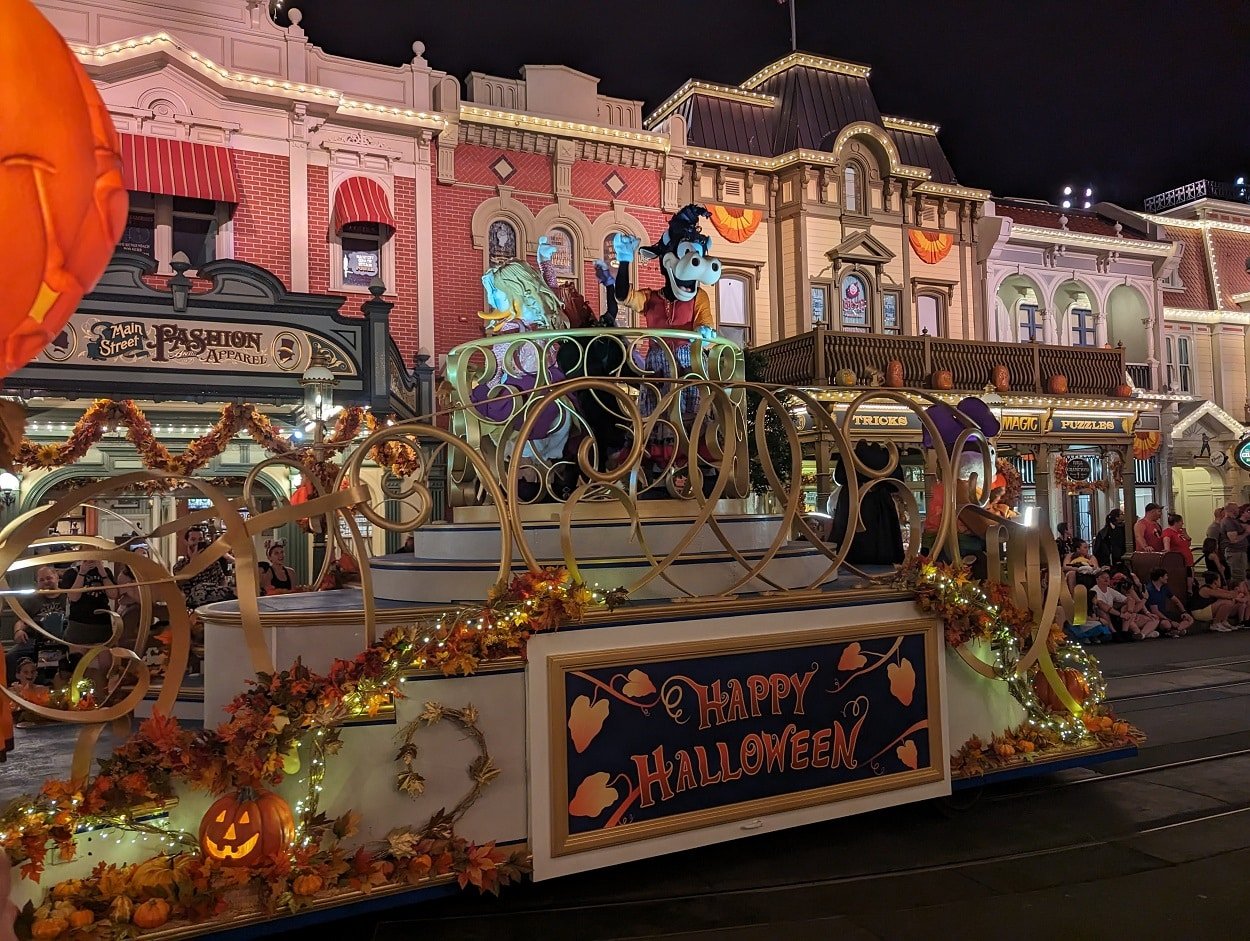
[
  {"left": 68, "top": 909, "right": 94, "bottom": 929},
  {"left": 292, "top": 873, "right": 325, "bottom": 897},
  {"left": 834, "top": 367, "right": 858, "bottom": 387},
  {"left": 1047, "top": 373, "right": 1069, "bottom": 395},
  {"left": 108, "top": 896, "right": 134, "bottom": 924},
  {"left": 132, "top": 898, "right": 171, "bottom": 930},
  {"left": 931, "top": 369, "right": 954, "bottom": 391},
  {"left": 1112, "top": 721, "right": 1130, "bottom": 736},
  {"left": 994, "top": 743, "right": 1015, "bottom": 758},
  {"left": 199, "top": 788, "right": 295, "bottom": 867},
  {"left": 31, "top": 918, "right": 69, "bottom": 939},
  {"left": 885, "top": 359, "right": 905, "bottom": 388},
  {"left": 1111, "top": 382, "right": 1133, "bottom": 398},
  {"left": 1018, "top": 740, "right": 1035, "bottom": 753},
  {"left": 50, "top": 880, "right": 84, "bottom": 900},
  {"left": 991, "top": 363, "right": 1010, "bottom": 394}
]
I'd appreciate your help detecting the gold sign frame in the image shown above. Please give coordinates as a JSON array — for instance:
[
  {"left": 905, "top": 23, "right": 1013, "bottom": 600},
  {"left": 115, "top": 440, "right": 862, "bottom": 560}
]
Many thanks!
[{"left": 544, "top": 617, "right": 945, "bottom": 858}]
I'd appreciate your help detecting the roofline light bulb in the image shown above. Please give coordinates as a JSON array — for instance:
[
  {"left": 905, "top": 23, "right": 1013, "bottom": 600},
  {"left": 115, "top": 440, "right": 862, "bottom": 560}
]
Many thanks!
[
  {"left": 1084, "top": 187, "right": 1093, "bottom": 197},
  {"left": 1062, "top": 199, "right": 1072, "bottom": 208},
  {"left": 1083, "top": 201, "right": 1091, "bottom": 209},
  {"left": 1063, "top": 186, "right": 1072, "bottom": 196}
]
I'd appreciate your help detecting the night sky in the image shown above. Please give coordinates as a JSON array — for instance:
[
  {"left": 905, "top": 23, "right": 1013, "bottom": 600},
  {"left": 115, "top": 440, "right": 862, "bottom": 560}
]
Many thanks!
[{"left": 280, "top": 0, "right": 1250, "bottom": 208}]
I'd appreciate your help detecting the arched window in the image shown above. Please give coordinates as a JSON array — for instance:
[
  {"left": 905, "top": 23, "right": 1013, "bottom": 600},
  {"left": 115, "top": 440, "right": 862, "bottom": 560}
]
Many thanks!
[
  {"left": 840, "top": 274, "right": 870, "bottom": 332},
  {"left": 917, "top": 293, "right": 944, "bottom": 336},
  {"left": 1018, "top": 303, "right": 1042, "bottom": 342},
  {"left": 545, "top": 226, "right": 577, "bottom": 286},
  {"left": 717, "top": 274, "right": 752, "bottom": 347},
  {"left": 1070, "top": 307, "right": 1095, "bottom": 346},
  {"left": 843, "top": 162, "right": 863, "bottom": 214},
  {"left": 487, "top": 219, "right": 518, "bottom": 268}
]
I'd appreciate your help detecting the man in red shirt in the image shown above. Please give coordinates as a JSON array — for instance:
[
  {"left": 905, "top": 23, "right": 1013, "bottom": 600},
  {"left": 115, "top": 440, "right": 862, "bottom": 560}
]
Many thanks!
[{"left": 1135, "top": 503, "right": 1165, "bottom": 552}]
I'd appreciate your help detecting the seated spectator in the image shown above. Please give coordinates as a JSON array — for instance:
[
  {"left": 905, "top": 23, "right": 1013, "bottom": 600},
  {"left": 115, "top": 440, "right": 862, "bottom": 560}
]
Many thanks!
[
  {"left": 1063, "top": 540, "right": 1100, "bottom": 592},
  {"left": 174, "top": 526, "right": 236, "bottom": 608},
  {"left": 1193, "top": 570, "right": 1248, "bottom": 632},
  {"left": 1114, "top": 573, "right": 1162, "bottom": 639},
  {"left": 1145, "top": 567, "right": 1194, "bottom": 637},
  {"left": 260, "top": 541, "right": 297, "bottom": 595},
  {"left": 1091, "top": 569, "right": 1145, "bottom": 640},
  {"left": 1055, "top": 522, "right": 1074, "bottom": 560}
]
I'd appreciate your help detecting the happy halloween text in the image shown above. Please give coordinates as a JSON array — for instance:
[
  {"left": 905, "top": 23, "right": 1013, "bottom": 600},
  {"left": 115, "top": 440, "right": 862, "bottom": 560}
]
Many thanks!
[{"left": 631, "top": 667, "right": 868, "bottom": 807}]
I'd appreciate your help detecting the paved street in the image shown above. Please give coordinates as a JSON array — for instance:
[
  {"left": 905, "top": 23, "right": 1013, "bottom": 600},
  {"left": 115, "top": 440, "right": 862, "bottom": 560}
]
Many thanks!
[{"left": 350, "top": 631, "right": 1250, "bottom": 940}]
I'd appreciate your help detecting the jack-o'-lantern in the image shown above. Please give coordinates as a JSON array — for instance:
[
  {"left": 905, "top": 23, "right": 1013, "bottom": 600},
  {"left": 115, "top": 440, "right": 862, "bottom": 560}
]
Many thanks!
[
  {"left": 931, "top": 369, "right": 954, "bottom": 391},
  {"left": 199, "top": 789, "right": 294, "bottom": 867},
  {"left": 1047, "top": 374, "right": 1069, "bottom": 395},
  {"left": 1111, "top": 382, "right": 1133, "bottom": 398},
  {"left": 0, "top": 0, "right": 128, "bottom": 380}
]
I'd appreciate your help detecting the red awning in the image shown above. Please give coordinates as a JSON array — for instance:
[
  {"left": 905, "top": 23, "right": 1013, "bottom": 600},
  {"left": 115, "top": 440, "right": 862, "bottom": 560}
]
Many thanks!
[
  {"left": 119, "top": 133, "right": 239, "bottom": 204},
  {"left": 332, "top": 176, "right": 397, "bottom": 233}
]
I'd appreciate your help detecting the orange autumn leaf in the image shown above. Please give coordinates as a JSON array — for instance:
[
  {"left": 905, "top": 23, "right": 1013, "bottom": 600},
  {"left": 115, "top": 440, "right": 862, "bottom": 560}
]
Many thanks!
[
  {"left": 896, "top": 739, "right": 919, "bottom": 769},
  {"left": 568, "top": 772, "right": 619, "bottom": 818},
  {"left": 888, "top": 659, "right": 916, "bottom": 706},
  {"left": 621, "top": 669, "right": 656, "bottom": 698},
  {"left": 568, "top": 695, "right": 609, "bottom": 753},
  {"left": 837, "top": 642, "right": 867, "bottom": 671}
]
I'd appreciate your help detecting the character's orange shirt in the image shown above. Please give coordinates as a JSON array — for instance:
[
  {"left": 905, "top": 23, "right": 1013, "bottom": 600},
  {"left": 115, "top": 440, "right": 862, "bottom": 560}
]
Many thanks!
[{"left": 625, "top": 287, "right": 714, "bottom": 333}]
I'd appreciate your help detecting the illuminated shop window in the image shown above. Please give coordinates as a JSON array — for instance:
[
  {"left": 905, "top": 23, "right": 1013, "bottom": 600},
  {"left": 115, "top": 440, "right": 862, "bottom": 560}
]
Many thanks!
[
  {"left": 811, "top": 284, "right": 829, "bottom": 327},
  {"left": 487, "top": 219, "right": 518, "bottom": 267},
  {"left": 544, "top": 226, "right": 578, "bottom": 287},
  {"left": 341, "top": 222, "right": 382, "bottom": 289},
  {"left": 883, "top": 291, "right": 902, "bottom": 335},
  {"left": 840, "top": 274, "right": 870, "bottom": 332}
]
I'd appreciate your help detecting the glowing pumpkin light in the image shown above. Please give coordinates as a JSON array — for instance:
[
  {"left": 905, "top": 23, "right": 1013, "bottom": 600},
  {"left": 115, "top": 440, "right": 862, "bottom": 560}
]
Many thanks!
[
  {"left": 199, "top": 789, "right": 295, "bottom": 867},
  {"left": 0, "top": 0, "right": 128, "bottom": 379}
]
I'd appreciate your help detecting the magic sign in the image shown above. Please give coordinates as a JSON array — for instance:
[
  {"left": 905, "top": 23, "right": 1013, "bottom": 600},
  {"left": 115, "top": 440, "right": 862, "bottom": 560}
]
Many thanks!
[{"left": 549, "top": 624, "right": 941, "bottom": 855}]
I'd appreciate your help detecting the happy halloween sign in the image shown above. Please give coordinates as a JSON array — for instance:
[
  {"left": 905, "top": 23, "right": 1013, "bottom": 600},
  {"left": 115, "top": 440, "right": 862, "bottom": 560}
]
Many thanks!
[{"left": 548, "top": 623, "right": 941, "bottom": 855}]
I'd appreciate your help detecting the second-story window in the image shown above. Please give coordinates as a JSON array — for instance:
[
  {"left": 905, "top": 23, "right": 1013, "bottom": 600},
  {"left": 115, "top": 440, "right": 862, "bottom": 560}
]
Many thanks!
[
  {"left": 544, "top": 226, "right": 579, "bottom": 289},
  {"left": 1071, "top": 307, "right": 1095, "bottom": 346},
  {"left": 171, "top": 197, "right": 220, "bottom": 268},
  {"left": 843, "top": 162, "right": 863, "bottom": 214},
  {"left": 341, "top": 222, "right": 383, "bottom": 288},
  {"left": 1165, "top": 336, "right": 1176, "bottom": 389},
  {"left": 917, "top": 293, "right": 944, "bottom": 337},
  {"left": 118, "top": 192, "right": 229, "bottom": 272},
  {"left": 840, "top": 274, "right": 870, "bottom": 332},
  {"left": 810, "top": 285, "right": 829, "bottom": 328},
  {"left": 717, "top": 275, "right": 752, "bottom": 347},
  {"left": 1018, "top": 303, "right": 1042, "bottom": 342},
  {"left": 1177, "top": 336, "right": 1192, "bottom": 392},
  {"left": 488, "top": 219, "right": 518, "bottom": 267},
  {"left": 882, "top": 291, "right": 901, "bottom": 335}
]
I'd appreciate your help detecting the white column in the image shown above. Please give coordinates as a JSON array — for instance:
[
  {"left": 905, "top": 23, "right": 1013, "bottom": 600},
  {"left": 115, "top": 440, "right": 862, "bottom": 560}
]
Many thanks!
[
  {"left": 289, "top": 119, "right": 310, "bottom": 292},
  {"left": 414, "top": 134, "right": 436, "bottom": 357}
]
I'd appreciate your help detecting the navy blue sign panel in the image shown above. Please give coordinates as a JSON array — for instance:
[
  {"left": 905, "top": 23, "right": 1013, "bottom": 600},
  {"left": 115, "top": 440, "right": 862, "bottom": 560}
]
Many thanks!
[{"left": 549, "top": 623, "right": 942, "bottom": 855}]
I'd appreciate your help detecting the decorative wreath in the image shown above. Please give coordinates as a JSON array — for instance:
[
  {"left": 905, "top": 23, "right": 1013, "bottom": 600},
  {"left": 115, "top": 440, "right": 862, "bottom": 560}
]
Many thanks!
[
  {"left": 707, "top": 204, "right": 763, "bottom": 243},
  {"left": 995, "top": 456, "right": 1023, "bottom": 508},
  {"left": 1054, "top": 453, "right": 1122, "bottom": 494},
  {"left": 908, "top": 229, "right": 954, "bottom": 264}
]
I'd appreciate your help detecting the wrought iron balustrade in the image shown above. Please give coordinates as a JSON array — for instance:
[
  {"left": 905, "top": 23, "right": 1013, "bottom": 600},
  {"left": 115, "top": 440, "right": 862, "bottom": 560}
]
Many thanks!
[{"left": 756, "top": 327, "right": 1129, "bottom": 396}]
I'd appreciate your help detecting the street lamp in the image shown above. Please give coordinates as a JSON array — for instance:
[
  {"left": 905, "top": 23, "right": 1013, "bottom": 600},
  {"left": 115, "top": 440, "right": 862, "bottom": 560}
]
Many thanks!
[
  {"left": 0, "top": 471, "right": 18, "bottom": 508},
  {"left": 299, "top": 357, "right": 340, "bottom": 458}
]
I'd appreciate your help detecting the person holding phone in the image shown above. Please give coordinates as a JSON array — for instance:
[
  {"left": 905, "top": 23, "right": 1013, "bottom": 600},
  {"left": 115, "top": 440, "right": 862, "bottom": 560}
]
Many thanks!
[{"left": 60, "top": 557, "right": 116, "bottom": 645}]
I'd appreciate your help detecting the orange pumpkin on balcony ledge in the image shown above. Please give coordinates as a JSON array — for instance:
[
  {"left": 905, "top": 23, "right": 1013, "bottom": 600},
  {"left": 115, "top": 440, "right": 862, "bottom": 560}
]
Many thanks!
[
  {"left": 991, "top": 364, "right": 1010, "bottom": 394},
  {"left": 1111, "top": 382, "right": 1134, "bottom": 398},
  {"left": 1047, "top": 374, "right": 1069, "bottom": 395},
  {"left": 931, "top": 369, "right": 954, "bottom": 391},
  {"left": 885, "top": 360, "right": 905, "bottom": 388},
  {"left": 834, "top": 367, "right": 858, "bottom": 387}
]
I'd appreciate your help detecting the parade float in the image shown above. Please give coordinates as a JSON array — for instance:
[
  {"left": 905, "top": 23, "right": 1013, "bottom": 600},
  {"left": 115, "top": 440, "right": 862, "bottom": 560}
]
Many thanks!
[{"left": 0, "top": 4, "right": 1140, "bottom": 931}]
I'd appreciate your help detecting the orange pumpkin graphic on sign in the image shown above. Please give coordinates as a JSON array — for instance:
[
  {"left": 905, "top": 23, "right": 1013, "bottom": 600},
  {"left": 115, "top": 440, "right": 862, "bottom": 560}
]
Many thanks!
[{"left": 0, "top": 0, "right": 128, "bottom": 379}]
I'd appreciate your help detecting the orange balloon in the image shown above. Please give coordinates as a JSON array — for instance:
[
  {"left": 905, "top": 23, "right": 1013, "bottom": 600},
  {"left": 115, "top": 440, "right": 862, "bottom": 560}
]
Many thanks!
[{"left": 0, "top": 0, "right": 127, "bottom": 378}]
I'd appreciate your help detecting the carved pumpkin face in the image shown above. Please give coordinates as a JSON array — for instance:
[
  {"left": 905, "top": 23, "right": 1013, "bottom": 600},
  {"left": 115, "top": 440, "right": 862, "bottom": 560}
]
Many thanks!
[
  {"left": 199, "top": 789, "right": 295, "bottom": 866},
  {"left": 0, "top": 0, "right": 127, "bottom": 380}
]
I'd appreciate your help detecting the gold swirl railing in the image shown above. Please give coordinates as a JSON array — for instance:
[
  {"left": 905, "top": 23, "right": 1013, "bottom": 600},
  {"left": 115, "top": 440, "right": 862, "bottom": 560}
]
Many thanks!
[{"left": 0, "top": 372, "right": 1090, "bottom": 780}]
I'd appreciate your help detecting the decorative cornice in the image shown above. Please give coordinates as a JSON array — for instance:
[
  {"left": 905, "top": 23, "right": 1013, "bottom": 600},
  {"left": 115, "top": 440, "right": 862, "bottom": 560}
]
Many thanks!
[
  {"left": 644, "top": 80, "right": 776, "bottom": 128},
  {"left": 1143, "top": 213, "right": 1250, "bottom": 235},
  {"left": 683, "top": 145, "right": 930, "bottom": 181},
  {"left": 882, "top": 116, "right": 940, "bottom": 136},
  {"left": 458, "top": 104, "right": 669, "bottom": 151},
  {"left": 458, "top": 123, "right": 665, "bottom": 170},
  {"left": 740, "top": 53, "right": 872, "bottom": 90},
  {"left": 73, "top": 33, "right": 446, "bottom": 132},
  {"left": 914, "top": 181, "right": 990, "bottom": 201},
  {"left": 1163, "top": 306, "right": 1250, "bottom": 325},
  {"left": 1008, "top": 224, "right": 1175, "bottom": 255}
]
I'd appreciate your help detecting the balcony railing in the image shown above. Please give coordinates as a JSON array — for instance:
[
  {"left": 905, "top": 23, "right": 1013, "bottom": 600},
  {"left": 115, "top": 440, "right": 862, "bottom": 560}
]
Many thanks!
[
  {"left": 1144, "top": 179, "right": 1249, "bottom": 213},
  {"left": 756, "top": 327, "right": 1128, "bottom": 396},
  {"left": 1126, "top": 362, "right": 1153, "bottom": 392}
]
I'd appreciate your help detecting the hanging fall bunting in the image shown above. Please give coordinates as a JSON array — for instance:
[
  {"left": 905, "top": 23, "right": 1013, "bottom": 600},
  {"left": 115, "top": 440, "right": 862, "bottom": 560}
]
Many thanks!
[
  {"left": 0, "top": 0, "right": 128, "bottom": 380},
  {"left": 1132, "top": 431, "right": 1162, "bottom": 460},
  {"left": 707, "top": 204, "right": 763, "bottom": 243},
  {"left": 908, "top": 229, "right": 954, "bottom": 264}
]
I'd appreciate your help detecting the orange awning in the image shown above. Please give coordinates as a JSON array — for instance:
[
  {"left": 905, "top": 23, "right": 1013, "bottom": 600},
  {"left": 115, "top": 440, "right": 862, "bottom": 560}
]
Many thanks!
[
  {"left": 119, "top": 133, "right": 239, "bottom": 203},
  {"left": 332, "top": 176, "right": 397, "bottom": 232}
]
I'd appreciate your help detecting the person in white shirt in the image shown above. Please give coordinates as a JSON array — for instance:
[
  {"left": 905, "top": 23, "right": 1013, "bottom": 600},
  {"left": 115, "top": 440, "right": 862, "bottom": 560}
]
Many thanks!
[{"left": 1092, "top": 570, "right": 1153, "bottom": 640}]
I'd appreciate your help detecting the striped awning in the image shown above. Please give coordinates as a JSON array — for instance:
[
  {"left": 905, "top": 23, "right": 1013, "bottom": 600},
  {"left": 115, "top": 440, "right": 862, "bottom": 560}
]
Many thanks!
[
  {"left": 332, "top": 176, "right": 397, "bottom": 233},
  {"left": 119, "top": 133, "right": 239, "bottom": 203}
]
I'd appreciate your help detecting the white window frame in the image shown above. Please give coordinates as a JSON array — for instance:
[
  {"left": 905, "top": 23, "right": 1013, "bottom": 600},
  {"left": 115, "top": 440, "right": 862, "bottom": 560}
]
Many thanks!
[
  {"left": 716, "top": 272, "right": 753, "bottom": 347},
  {"left": 1177, "top": 335, "right": 1192, "bottom": 392},
  {"left": 842, "top": 162, "right": 865, "bottom": 215},
  {"left": 1165, "top": 335, "right": 1176, "bottom": 390},
  {"left": 916, "top": 291, "right": 945, "bottom": 337},
  {"left": 125, "top": 193, "right": 232, "bottom": 275}
]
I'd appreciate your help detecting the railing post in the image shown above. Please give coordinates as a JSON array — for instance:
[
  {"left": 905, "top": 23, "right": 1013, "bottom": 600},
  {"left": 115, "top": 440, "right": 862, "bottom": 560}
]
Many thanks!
[
  {"left": 414, "top": 351, "right": 435, "bottom": 419},
  {"left": 922, "top": 333, "right": 932, "bottom": 379},
  {"left": 1032, "top": 343, "right": 1041, "bottom": 392},
  {"left": 813, "top": 325, "right": 826, "bottom": 384}
]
